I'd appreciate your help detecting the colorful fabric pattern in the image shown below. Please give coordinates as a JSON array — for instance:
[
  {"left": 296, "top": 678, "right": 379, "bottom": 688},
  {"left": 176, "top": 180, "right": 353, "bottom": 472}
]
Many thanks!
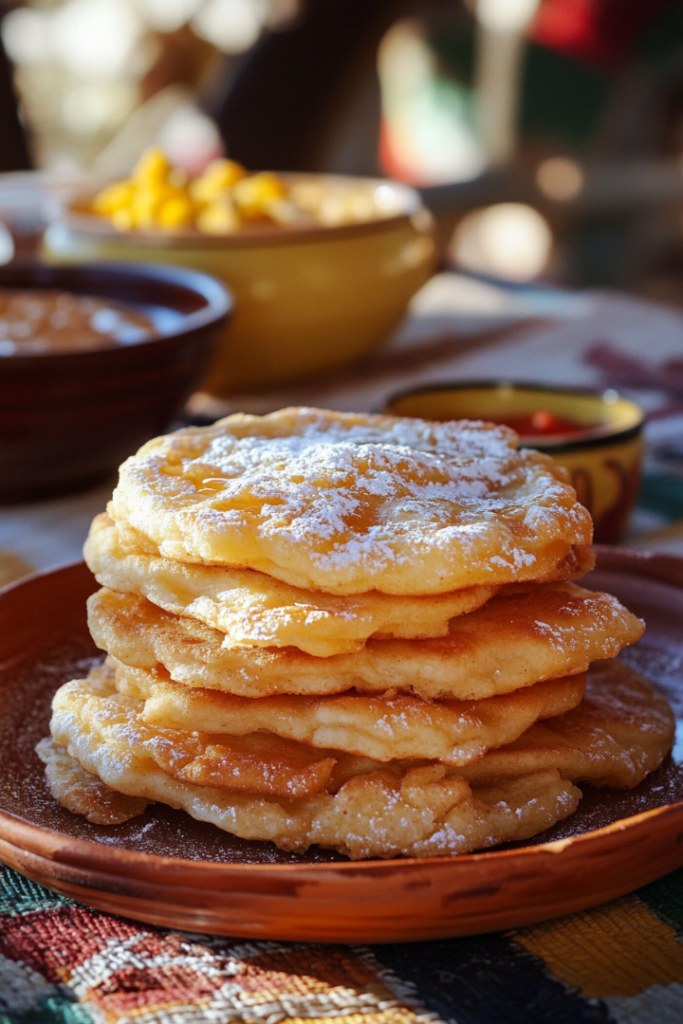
[{"left": 2, "top": 864, "right": 683, "bottom": 1023}]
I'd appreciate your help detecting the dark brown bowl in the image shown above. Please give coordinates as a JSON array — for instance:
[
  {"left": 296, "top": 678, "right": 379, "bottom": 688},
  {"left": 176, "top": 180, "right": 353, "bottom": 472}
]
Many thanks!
[{"left": 0, "top": 262, "right": 231, "bottom": 502}]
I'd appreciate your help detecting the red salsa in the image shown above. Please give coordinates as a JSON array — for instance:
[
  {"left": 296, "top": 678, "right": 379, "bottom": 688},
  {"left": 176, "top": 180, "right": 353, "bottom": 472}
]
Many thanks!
[{"left": 497, "top": 410, "right": 599, "bottom": 439}]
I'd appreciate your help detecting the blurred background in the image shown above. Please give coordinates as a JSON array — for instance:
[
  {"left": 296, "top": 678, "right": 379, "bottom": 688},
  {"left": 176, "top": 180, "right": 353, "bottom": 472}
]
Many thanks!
[{"left": 2, "top": 0, "right": 683, "bottom": 299}]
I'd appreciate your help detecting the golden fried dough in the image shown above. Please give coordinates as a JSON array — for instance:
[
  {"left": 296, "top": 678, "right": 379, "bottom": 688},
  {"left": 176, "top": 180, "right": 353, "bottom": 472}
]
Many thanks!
[
  {"left": 109, "top": 408, "right": 593, "bottom": 595},
  {"left": 113, "top": 656, "right": 585, "bottom": 766},
  {"left": 45, "top": 665, "right": 580, "bottom": 857},
  {"left": 89, "top": 583, "right": 643, "bottom": 700},
  {"left": 50, "top": 665, "right": 344, "bottom": 800},
  {"left": 85, "top": 513, "right": 500, "bottom": 657},
  {"left": 42, "top": 657, "right": 673, "bottom": 857},
  {"left": 42, "top": 737, "right": 580, "bottom": 858},
  {"left": 309, "top": 769, "right": 578, "bottom": 859},
  {"left": 460, "top": 660, "right": 674, "bottom": 789},
  {"left": 35, "top": 735, "right": 149, "bottom": 824}
]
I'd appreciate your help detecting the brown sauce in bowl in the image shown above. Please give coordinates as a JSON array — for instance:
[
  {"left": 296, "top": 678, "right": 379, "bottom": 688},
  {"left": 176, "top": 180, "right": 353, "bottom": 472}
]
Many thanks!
[{"left": 0, "top": 288, "right": 155, "bottom": 355}]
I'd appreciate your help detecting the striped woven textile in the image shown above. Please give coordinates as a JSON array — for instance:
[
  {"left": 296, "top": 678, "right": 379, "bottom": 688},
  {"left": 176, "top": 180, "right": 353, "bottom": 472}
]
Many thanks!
[{"left": 2, "top": 865, "right": 683, "bottom": 1023}]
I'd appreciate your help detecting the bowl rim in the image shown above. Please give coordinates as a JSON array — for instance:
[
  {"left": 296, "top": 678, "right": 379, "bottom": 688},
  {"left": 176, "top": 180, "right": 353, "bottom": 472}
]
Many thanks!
[
  {"left": 51, "top": 172, "right": 427, "bottom": 249},
  {"left": 0, "top": 261, "right": 232, "bottom": 364},
  {"left": 383, "top": 379, "right": 645, "bottom": 453}
]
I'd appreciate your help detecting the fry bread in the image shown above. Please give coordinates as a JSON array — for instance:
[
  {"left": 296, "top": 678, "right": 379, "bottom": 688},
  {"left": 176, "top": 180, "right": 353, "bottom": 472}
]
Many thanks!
[
  {"left": 42, "top": 735, "right": 581, "bottom": 859},
  {"left": 42, "top": 658, "right": 671, "bottom": 858},
  {"left": 45, "top": 665, "right": 580, "bottom": 858},
  {"left": 113, "top": 656, "right": 585, "bottom": 766},
  {"left": 85, "top": 513, "right": 500, "bottom": 657},
  {"left": 88, "top": 583, "right": 644, "bottom": 700},
  {"left": 109, "top": 408, "right": 593, "bottom": 595},
  {"left": 50, "top": 665, "right": 345, "bottom": 800},
  {"left": 460, "top": 660, "right": 675, "bottom": 789}
]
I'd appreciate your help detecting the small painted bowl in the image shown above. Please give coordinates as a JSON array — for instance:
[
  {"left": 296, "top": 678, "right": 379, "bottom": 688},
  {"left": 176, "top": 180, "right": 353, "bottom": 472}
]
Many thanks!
[
  {"left": 43, "top": 174, "right": 436, "bottom": 395},
  {"left": 385, "top": 381, "right": 645, "bottom": 544}
]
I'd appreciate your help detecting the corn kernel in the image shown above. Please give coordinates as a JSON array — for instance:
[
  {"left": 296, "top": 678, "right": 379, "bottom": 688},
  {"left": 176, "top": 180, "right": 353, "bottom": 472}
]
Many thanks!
[
  {"left": 89, "top": 148, "right": 304, "bottom": 233},
  {"left": 92, "top": 180, "right": 135, "bottom": 215},
  {"left": 205, "top": 158, "right": 247, "bottom": 186},
  {"left": 190, "top": 159, "right": 247, "bottom": 205},
  {"left": 196, "top": 199, "right": 240, "bottom": 234},
  {"left": 133, "top": 147, "right": 171, "bottom": 185},
  {"left": 130, "top": 188, "right": 160, "bottom": 228},
  {"left": 267, "top": 199, "right": 299, "bottom": 224},
  {"left": 168, "top": 167, "right": 188, "bottom": 189},
  {"left": 157, "top": 194, "right": 194, "bottom": 229},
  {"left": 233, "top": 172, "right": 287, "bottom": 218},
  {"left": 133, "top": 183, "right": 185, "bottom": 227}
]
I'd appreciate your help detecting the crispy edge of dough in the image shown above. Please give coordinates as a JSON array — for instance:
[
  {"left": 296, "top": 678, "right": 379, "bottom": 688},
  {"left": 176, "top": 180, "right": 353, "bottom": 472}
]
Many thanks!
[
  {"left": 84, "top": 513, "right": 502, "bottom": 657},
  {"left": 40, "top": 728, "right": 581, "bottom": 859},
  {"left": 36, "top": 735, "right": 149, "bottom": 824},
  {"left": 87, "top": 583, "right": 644, "bottom": 700},
  {"left": 460, "top": 660, "right": 675, "bottom": 789},
  {"left": 112, "top": 656, "right": 586, "bottom": 767},
  {"left": 49, "top": 667, "right": 347, "bottom": 800}
]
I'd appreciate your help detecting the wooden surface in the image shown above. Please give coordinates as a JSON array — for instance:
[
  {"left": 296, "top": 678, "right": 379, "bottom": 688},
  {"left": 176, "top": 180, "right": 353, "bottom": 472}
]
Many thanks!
[{"left": 0, "top": 552, "right": 682, "bottom": 942}]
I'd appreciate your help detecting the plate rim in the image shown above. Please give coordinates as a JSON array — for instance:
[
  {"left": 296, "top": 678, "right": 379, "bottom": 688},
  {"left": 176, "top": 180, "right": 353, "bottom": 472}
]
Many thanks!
[{"left": 2, "top": 797, "right": 683, "bottom": 879}]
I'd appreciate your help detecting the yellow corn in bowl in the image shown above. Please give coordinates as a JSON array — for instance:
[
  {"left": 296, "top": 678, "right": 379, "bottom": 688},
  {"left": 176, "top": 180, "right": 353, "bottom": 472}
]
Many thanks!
[{"left": 44, "top": 173, "right": 435, "bottom": 395}]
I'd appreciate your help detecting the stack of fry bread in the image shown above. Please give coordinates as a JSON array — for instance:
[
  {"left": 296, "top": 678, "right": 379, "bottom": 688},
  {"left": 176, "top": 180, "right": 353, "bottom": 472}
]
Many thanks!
[{"left": 38, "top": 409, "right": 674, "bottom": 859}]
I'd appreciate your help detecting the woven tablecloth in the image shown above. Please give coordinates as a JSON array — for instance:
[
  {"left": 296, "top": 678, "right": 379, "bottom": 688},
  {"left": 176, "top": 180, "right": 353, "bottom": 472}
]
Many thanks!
[
  {"left": 3, "top": 275, "right": 683, "bottom": 1022},
  {"left": 2, "top": 864, "right": 683, "bottom": 1024}
]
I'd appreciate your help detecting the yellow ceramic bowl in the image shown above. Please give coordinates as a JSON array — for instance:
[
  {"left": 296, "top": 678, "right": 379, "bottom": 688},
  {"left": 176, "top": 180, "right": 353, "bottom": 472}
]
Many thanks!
[
  {"left": 43, "top": 174, "right": 435, "bottom": 395},
  {"left": 385, "top": 382, "right": 645, "bottom": 544}
]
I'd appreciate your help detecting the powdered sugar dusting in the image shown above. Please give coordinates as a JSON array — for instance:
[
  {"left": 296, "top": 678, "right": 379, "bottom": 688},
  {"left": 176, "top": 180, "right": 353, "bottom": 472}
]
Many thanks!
[{"left": 112, "top": 408, "right": 593, "bottom": 593}]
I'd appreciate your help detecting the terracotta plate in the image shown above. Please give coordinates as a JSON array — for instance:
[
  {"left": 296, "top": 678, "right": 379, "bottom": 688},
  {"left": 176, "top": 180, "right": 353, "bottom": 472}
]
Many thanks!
[{"left": 1, "top": 550, "right": 682, "bottom": 943}]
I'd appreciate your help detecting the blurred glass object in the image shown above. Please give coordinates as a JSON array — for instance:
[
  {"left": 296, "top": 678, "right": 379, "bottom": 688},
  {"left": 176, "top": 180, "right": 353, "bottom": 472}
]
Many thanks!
[
  {"left": 0, "top": 0, "right": 288, "bottom": 171},
  {"left": 474, "top": 0, "right": 540, "bottom": 166},
  {"left": 377, "top": 1, "right": 543, "bottom": 183},
  {"left": 378, "top": 19, "right": 484, "bottom": 185},
  {"left": 451, "top": 202, "right": 552, "bottom": 280},
  {"left": 61, "top": 83, "right": 139, "bottom": 137},
  {"left": 137, "top": 0, "right": 204, "bottom": 33},
  {"left": 51, "top": 0, "right": 145, "bottom": 81},
  {"left": 0, "top": 224, "right": 14, "bottom": 265},
  {"left": 537, "top": 156, "right": 584, "bottom": 201},
  {"left": 193, "top": 0, "right": 267, "bottom": 52},
  {"left": 477, "top": 0, "right": 540, "bottom": 34},
  {"left": 156, "top": 102, "right": 223, "bottom": 171},
  {"left": 2, "top": 7, "right": 51, "bottom": 67}
]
